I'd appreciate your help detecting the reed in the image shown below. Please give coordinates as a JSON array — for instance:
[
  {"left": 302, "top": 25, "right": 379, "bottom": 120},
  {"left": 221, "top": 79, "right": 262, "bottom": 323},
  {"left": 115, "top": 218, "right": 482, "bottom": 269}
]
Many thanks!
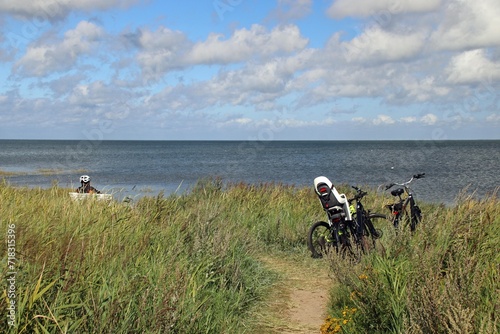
[
  {"left": 0, "top": 180, "right": 281, "bottom": 333},
  {"left": 1, "top": 179, "right": 498, "bottom": 333},
  {"left": 324, "top": 190, "right": 499, "bottom": 334}
]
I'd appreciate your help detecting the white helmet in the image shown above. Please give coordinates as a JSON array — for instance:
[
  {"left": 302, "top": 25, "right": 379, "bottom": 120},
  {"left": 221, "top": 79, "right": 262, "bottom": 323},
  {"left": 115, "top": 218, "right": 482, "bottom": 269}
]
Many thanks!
[{"left": 80, "top": 175, "right": 90, "bottom": 183}]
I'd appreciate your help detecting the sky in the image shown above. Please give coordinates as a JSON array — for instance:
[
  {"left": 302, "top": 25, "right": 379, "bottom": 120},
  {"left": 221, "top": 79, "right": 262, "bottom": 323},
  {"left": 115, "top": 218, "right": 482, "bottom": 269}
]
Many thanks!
[{"left": 0, "top": 0, "right": 499, "bottom": 140}]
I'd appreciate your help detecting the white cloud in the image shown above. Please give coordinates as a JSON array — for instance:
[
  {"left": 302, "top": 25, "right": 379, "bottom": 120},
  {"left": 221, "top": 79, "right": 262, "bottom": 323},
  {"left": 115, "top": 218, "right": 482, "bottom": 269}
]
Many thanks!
[
  {"left": 397, "top": 76, "right": 451, "bottom": 103},
  {"left": 274, "top": 117, "right": 336, "bottom": 128},
  {"left": 340, "top": 27, "right": 426, "bottom": 63},
  {"left": 0, "top": 0, "right": 139, "bottom": 20},
  {"left": 420, "top": 113, "right": 438, "bottom": 125},
  {"left": 135, "top": 24, "right": 308, "bottom": 82},
  {"left": 135, "top": 27, "right": 190, "bottom": 77},
  {"left": 185, "top": 24, "right": 308, "bottom": 65},
  {"left": 327, "top": 0, "right": 441, "bottom": 19},
  {"left": 485, "top": 113, "right": 500, "bottom": 124},
  {"left": 69, "top": 81, "right": 111, "bottom": 106},
  {"left": 1, "top": 1, "right": 499, "bottom": 139},
  {"left": 352, "top": 117, "right": 367, "bottom": 124},
  {"left": 429, "top": 0, "right": 500, "bottom": 51},
  {"left": 373, "top": 114, "right": 395, "bottom": 125},
  {"left": 352, "top": 114, "right": 438, "bottom": 126},
  {"left": 67, "top": 80, "right": 133, "bottom": 120},
  {"left": 220, "top": 117, "right": 253, "bottom": 127},
  {"left": 446, "top": 49, "right": 500, "bottom": 84},
  {"left": 14, "top": 21, "right": 104, "bottom": 76},
  {"left": 220, "top": 117, "right": 337, "bottom": 129},
  {"left": 137, "top": 26, "right": 187, "bottom": 51},
  {"left": 144, "top": 57, "right": 302, "bottom": 113},
  {"left": 401, "top": 116, "right": 417, "bottom": 123}
]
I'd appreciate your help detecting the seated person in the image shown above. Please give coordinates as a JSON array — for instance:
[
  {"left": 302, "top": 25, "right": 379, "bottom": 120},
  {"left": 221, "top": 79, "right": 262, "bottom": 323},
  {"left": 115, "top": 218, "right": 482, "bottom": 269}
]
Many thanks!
[{"left": 76, "top": 175, "right": 100, "bottom": 194}]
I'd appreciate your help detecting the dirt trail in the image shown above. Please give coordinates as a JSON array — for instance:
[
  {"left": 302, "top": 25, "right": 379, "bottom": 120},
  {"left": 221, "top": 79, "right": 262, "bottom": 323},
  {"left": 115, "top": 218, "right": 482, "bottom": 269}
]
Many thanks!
[{"left": 254, "top": 254, "right": 333, "bottom": 333}]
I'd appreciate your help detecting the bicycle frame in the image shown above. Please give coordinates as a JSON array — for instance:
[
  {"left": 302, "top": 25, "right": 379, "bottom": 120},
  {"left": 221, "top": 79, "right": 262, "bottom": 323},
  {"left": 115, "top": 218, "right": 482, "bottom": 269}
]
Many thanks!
[
  {"left": 385, "top": 173, "right": 424, "bottom": 231},
  {"left": 350, "top": 187, "right": 367, "bottom": 240},
  {"left": 349, "top": 186, "right": 382, "bottom": 246},
  {"left": 309, "top": 177, "right": 387, "bottom": 259}
]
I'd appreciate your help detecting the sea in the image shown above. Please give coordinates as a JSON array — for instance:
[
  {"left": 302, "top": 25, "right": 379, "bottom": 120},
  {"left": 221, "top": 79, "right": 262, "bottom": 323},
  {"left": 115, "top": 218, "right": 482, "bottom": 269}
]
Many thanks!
[{"left": 1, "top": 140, "right": 498, "bottom": 205}]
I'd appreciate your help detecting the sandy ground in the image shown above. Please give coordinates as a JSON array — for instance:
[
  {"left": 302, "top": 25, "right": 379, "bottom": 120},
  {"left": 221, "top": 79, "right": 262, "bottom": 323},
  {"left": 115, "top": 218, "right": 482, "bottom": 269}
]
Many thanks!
[{"left": 254, "top": 254, "right": 333, "bottom": 333}]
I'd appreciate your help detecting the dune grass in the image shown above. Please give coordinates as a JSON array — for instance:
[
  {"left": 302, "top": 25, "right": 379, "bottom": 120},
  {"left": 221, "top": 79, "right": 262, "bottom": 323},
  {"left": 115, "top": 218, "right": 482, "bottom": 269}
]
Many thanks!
[
  {"left": 1, "top": 178, "right": 498, "bottom": 333},
  {"left": 323, "top": 190, "right": 499, "bottom": 334},
  {"left": 0, "top": 178, "right": 317, "bottom": 333}
]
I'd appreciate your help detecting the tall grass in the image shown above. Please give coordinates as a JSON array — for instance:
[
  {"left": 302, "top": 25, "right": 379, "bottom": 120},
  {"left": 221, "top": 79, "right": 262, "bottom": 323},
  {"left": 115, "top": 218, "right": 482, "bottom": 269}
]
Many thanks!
[
  {"left": 0, "top": 178, "right": 318, "bottom": 333},
  {"left": 325, "top": 190, "right": 499, "bottom": 334},
  {"left": 1, "top": 179, "right": 498, "bottom": 333}
]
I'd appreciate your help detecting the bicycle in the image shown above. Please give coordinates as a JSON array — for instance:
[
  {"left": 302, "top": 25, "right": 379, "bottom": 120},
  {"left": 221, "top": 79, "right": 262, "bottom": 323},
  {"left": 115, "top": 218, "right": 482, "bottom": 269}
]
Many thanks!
[
  {"left": 307, "top": 177, "right": 387, "bottom": 259},
  {"left": 384, "top": 173, "right": 425, "bottom": 231},
  {"left": 350, "top": 185, "right": 386, "bottom": 253}
]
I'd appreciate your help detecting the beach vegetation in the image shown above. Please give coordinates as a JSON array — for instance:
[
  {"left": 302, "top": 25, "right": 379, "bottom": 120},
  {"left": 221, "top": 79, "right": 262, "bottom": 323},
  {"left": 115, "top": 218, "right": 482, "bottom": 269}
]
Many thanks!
[{"left": 0, "top": 179, "right": 498, "bottom": 333}]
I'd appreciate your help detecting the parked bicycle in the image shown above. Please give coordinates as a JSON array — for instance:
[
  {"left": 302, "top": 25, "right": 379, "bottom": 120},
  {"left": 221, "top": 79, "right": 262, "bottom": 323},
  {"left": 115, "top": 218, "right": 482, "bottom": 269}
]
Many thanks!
[
  {"left": 350, "top": 185, "right": 386, "bottom": 252},
  {"left": 384, "top": 173, "right": 425, "bottom": 231},
  {"left": 308, "top": 176, "right": 386, "bottom": 260}
]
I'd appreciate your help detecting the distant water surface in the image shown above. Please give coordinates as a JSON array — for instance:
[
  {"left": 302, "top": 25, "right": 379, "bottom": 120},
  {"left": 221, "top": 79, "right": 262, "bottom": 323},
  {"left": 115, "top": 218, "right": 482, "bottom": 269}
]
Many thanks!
[{"left": 0, "top": 140, "right": 498, "bottom": 204}]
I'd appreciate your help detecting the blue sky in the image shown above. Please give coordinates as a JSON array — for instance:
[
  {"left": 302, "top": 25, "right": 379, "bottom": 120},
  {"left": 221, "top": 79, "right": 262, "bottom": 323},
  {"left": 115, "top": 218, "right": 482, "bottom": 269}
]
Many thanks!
[{"left": 0, "top": 0, "right": 499, "bottom": 140}]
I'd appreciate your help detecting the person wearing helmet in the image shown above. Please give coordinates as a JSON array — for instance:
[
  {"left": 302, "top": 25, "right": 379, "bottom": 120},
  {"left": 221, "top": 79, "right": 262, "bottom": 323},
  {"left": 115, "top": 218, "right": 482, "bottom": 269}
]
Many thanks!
[{"left": 76, "top": 175, "right": 100, "bottom": 194}]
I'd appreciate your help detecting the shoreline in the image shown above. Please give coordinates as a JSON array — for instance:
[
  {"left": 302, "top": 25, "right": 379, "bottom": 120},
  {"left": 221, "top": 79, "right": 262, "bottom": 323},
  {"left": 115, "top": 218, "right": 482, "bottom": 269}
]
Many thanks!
[{"left": 2, "top": 179, "right": 497, "bottom": 208}]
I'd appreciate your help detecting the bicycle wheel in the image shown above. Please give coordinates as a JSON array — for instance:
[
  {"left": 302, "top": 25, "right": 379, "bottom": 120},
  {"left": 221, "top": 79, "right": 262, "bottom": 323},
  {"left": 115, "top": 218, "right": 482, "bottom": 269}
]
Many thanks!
[
  {"left": 308, "top": 221, "right": 333, "bottom": 258},
  {"left": 366, "top": 213, "right": 389, "bottom": 238},
  {"left": 409, "top": 202, "right": 422, "bottom": 231},
  {"left": 344, "top": 218, "right": 366, "bottom": 259},
  {"left": 339, "top": 231, "right": 359, "bottom": 263},
  {"left": 394, "top": 204, "right": 411, "bottom": 230},
  {"left": 395, "top": 200, "right": 417, "bottom": 231}
]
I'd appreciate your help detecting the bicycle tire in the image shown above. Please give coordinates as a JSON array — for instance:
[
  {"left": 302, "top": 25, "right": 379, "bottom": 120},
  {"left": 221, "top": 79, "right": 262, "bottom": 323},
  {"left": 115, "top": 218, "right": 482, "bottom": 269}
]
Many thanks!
[
  {"left": 368, "top": 212, "right": 388, "bottom": 220},
  {"left": 410, "top": 203, "right": 422, "bottom": 232},
  {"left": 367, "top": 213, "right": 389, "bottom": 238},
  {"left": 391, "top": 204, "right": 421, "bottom": 232},
  {"left": 393, "top": 203, "right": 410, "bottom": 229},
  {"left": 351, "top": 216, "right": 375, "bottom": 257},
  {"left": 307, "top": 221, "right": 333, "bottom": 258},
  {"left": 339, "top": 231, "right": 359, "bottom": 263}
]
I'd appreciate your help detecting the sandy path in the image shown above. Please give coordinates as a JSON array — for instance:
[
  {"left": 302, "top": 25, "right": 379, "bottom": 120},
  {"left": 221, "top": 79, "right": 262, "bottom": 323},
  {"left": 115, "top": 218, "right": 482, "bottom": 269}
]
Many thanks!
[{"left": 253, "top": 254, "right": 333, "bottom": 333}]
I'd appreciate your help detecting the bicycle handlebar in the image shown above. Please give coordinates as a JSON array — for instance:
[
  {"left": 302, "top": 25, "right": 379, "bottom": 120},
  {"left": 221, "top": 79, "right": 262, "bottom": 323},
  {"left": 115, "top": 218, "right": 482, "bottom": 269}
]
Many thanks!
[
  {"left": 350, "top": 186, "right": 367, "bottom": 201},
  {"left": 385, "top": 173, "right": 425, "bottom": 190},
  {"left": 385, "top": 183, "right": 395, "bottom": 190}
]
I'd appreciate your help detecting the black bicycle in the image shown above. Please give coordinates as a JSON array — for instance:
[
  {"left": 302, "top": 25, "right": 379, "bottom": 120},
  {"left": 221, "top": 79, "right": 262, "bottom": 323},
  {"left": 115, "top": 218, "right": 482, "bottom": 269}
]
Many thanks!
[
  {"left": 308, "top": 183, "right": 386, "bottom": 260},
  {"left": 385, "top": 173, "right": 425, "bottom": 231},
  {"left": 350, "top": 186, "right": 386, "bottom": 254}
]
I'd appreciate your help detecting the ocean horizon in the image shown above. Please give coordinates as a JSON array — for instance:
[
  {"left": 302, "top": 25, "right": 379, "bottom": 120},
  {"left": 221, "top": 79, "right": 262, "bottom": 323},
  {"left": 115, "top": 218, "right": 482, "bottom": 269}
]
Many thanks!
[{"left": 1, "top": 139, "right": 498, "bottom": 205}]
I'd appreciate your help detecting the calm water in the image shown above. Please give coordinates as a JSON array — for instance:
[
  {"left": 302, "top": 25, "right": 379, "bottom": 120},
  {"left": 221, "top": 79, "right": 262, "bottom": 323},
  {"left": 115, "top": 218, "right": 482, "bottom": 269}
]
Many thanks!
[{"left": 1, "top": 140, "right": 498, "bottom": 204}]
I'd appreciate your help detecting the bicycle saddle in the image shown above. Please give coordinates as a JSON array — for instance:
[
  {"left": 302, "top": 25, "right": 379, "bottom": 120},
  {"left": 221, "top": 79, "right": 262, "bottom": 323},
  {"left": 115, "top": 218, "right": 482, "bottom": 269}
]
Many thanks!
[{"left": 391, "top": 188, "right": 404, "bottom": 197}]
